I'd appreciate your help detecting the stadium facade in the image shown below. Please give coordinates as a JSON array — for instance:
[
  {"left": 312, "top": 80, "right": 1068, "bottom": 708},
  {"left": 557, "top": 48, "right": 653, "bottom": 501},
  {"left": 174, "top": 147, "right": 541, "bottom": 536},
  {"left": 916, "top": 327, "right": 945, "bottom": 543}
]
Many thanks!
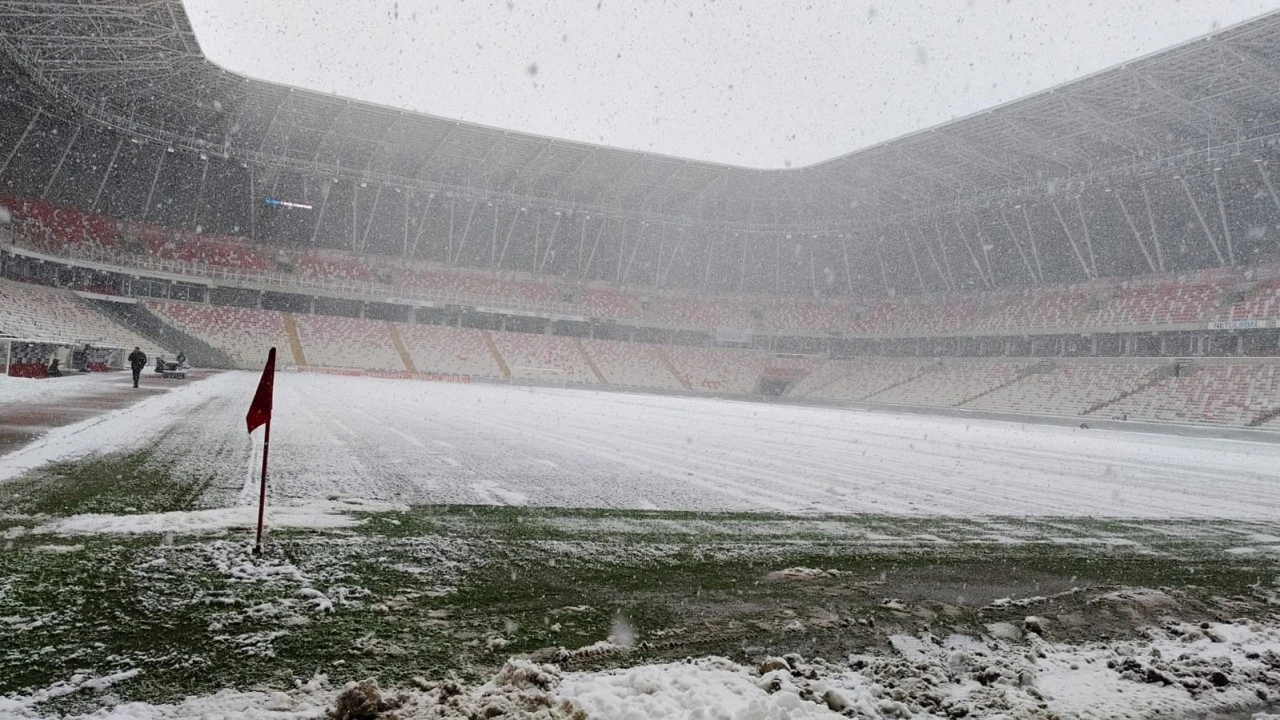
[
  {"left": 7, "top": 3, "right": 1280, "bottom": 428},
  {"left": 4, "top": 2, "right": 1280, "bottom": 296}
]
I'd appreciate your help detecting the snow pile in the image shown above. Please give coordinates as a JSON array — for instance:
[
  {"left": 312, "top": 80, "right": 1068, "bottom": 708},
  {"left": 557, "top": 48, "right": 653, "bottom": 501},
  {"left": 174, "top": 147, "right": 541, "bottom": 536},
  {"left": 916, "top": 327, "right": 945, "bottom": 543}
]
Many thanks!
[
  {"left": 32, "top": 498, "right": 407, "bottom": 536},
  {"left": 0, "top": 374, "right": 97, "bottom": 404},
  {"left": 6, "top": 622, "right": 1280, "bottom": 719},
  {"left": 0, "top": 670, "right": 140, "bottom": 718}
]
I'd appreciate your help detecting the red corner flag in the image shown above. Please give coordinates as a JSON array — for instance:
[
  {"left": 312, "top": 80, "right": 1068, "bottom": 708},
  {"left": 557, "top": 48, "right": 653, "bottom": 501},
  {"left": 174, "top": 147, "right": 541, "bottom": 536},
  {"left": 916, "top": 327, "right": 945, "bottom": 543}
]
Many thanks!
[
  {"left": 248, "top": 347, "right": 276, "bottom": 554},
  {"left": 246, "top": 347, "right": 276, "bottom": 433}
]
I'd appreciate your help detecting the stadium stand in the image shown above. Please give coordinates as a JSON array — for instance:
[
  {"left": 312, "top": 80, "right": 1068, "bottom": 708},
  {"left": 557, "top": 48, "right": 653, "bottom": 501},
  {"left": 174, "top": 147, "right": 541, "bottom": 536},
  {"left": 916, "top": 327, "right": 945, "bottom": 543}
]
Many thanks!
[
  {"left": 489, "top": 332, "right": 599, "bottom": 384},
  {"left": 0, "top": 278, "right": 164, "bottom": 356},
  {"left": 791, "top": 357, "right": 937, "bottom": 401},
  {"left": 579, "top": 337, "right": 686, "bottom": 390},
  {"left": 663, "top": 346, "right": 768, "bottom": 394},
  {"left": 961, "top": 361, "right": 1164, "bottom": 416},
  {"left": 1103, "top": 363, "right": 1280, "bottom": 427},
  {"left": 868, "top": 359, "right": 1032, "bottom": 407},
  {"left": 394, "top": 323, "right": 504, "bottom": 378},
  {"left": 146, "top": 301, "right": 292, "bottom": 370},
  {"left": 291, "top": 314, "right": 405, "bottom": 371}
]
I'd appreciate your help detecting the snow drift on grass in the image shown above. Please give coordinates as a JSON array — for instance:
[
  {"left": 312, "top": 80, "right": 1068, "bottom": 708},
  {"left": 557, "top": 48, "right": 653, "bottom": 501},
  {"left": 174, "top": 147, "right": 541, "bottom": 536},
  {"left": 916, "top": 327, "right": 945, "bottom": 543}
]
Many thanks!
[
  {"left": 0, "top": 372, "right": 236, "bottom": 483},
  {"left": 7, "top": 618, "right": 1280, "bottom": 719},
  {"left": 0, "top": 374, "right": 100, "bottom": 404},
  {"left": 32, "top": 498, "right": 407, "bottom": 536}
]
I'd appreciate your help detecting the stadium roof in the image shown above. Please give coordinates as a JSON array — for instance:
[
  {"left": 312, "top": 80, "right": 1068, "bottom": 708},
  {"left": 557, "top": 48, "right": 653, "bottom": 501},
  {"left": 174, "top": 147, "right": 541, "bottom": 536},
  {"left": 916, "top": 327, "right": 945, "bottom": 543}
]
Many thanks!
[{"left": 3, "top": 1, "right": 1280, "bottom": 232}]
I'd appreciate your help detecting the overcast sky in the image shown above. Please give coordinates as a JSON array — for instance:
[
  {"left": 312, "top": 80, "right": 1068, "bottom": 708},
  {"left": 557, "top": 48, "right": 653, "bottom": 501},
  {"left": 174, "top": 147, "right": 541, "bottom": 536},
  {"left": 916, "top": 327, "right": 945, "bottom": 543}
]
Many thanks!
[{"left": 183, "top": 0, "right": 1280, "bottom": 169}]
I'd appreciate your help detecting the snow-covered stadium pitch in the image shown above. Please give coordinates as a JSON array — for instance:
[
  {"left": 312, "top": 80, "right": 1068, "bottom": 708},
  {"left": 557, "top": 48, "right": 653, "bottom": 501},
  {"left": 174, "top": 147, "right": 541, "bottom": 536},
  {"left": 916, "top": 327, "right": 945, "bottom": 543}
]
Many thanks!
[
  {"left": 3, "top": 371, "right": 1280, "bottom": 719},
  {"left": 5, "top": 370, "right": 1280, "bottom": 518}
]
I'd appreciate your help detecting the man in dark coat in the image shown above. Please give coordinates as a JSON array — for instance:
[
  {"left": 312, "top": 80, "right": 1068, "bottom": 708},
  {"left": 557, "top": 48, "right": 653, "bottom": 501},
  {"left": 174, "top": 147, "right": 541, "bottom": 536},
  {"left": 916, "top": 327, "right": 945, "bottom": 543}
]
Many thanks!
[{"left": 128, "top": 346, "right": 147, "bottom": 388}]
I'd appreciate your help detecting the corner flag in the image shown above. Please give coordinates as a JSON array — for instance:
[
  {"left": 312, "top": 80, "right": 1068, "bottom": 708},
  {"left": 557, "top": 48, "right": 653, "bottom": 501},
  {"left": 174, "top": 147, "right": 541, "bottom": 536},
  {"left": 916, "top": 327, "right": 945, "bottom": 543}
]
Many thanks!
[
  {"left": 247, "top": 347, "right": 276, "bottom": 554},
  {"left": 246, "top": 347, "right": 276, "bottom": 433}
]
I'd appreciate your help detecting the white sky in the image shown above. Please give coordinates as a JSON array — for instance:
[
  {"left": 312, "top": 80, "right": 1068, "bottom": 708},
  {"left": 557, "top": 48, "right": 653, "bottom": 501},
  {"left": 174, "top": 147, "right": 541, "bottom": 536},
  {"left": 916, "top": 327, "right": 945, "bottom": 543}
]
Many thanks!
[{"left": 183, "top": 0, "right": 1280, "bottom": 169}]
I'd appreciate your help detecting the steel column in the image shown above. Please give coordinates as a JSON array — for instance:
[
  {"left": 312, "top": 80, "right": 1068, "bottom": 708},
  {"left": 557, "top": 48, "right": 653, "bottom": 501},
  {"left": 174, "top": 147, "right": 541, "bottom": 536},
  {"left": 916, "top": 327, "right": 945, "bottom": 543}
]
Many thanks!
[
  {"left": 1211, "top": 169, "right": 1236, "bottom": 265},
  {"left": 1051, "top": 198, "right": 1092, "bottom": 279},
  {"left": 1180, "top": 177, "right": 1225, "bottom": 266},
  {"left": 142, "top": 146, "right": 167, "bottom": 222},
  {"left": 89, "top": 136, "right": 123, "bottom": 212},
  {"left": 0, "top": 108, "right": 40, "bottom": 179}
]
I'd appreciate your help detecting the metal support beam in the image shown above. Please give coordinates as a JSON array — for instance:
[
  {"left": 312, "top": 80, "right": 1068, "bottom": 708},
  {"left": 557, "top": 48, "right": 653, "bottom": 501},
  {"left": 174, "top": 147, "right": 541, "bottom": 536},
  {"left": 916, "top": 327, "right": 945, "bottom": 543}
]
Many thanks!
[
  {"left": 1180, "top": 177, "right": 1225, "bottom": 266},
  {"left": 488, "top": 203, "right": 501, "bottom": 267},
  {"left": 613, "top": 219, "right": 628, "bottom": 282},
  {"left": 968, "top": 216, "right": 998, "bottom": 288},
  {"left": 917, "top": 225, "right": 952, "bottom": 291},
  {"left": 497, "top": 206, "right": 523, "bottom": 270},
  {"left": 660, "top": 227, "right": 688, "bottom": 288},
  {"left": 584, "top": 216, "right": 607, "bottom": 279},
  {"left": 622, "top": 221, "right": 646, "bottom": 285},
  {"left": 41, "top": 123, "right": 81, "bottom": 200},
  {"left": 89, "top": 136, "right": 123, "bottom": 212},
  {"left": 875, "top": 237, "right": 893, "bottom": 295},
  {"left": 409, "top": 193, "right": 436, "bottom": 259},
  {"left": 1258, "top": 163, "right": 1280, "bottom": 217},
  {"left": 702, "top": 229, "right": 717, "bottom": 289},
  {"left": 191, "top": 157, "right": 209, "bottom": 227},
  {"left": 142, "top": 146, "right": 166, "bottom": 222},
  {"left": 1115, "top": 193, "right": 1157, "bottom": 274},
  {"left": 0, "top": 107, "right": 40, "bottom": 180},
  {"left": 351, "top": 182, "right": 359, "bottom": 250},
  {"left": 402, "top": 191, "right": 411, "bottom": 257},
  {"left": 576, "top": 215, "right": 589, "bottom": 275},
  {"left": 1211, "top": 169, "right": 1236, "bottom": 265},
  {"left": 952, "top": 218, "right": 991, "bottom": 289},
  {"left": 1051, "top": 198, "right": 1092, "bottom": 279},
  {"left": 998, "top": 208, "right": 1038, "bottom": 284},
  {"left": 248, "top": 166, "right": 256, "bottom": 239},
  {"left": 452, "top": 198, "right": 477, "bottom": 265},
  {"left": 841, "top": 236, "right": 855, "bottom": 295},
  {"left": 933, "top": 224, "right": 958, "bottom": 289},
  {"left": 808, "top": 238, "right": 818, "bottom": 296},
  {"left": 1020, "top": 205, "right": 1045, "bottom": 282},
  {"left": 773, "top": 235, "right": 781, "bottom": 295},
  {"left": 1074, "top": 195, "right": 1099, "bottom": 277},
  {"left": 1141, "top": 184, "right": 1166, "bottom": 272},
  {"left": 538, "top": 211, "right": 563, "bottom": 274},
  {"left": 904, "top": 232, "right": 929, "bottom": 292},
  {"left": 361, "top": 184, "right": 382, "bottom": 253}
]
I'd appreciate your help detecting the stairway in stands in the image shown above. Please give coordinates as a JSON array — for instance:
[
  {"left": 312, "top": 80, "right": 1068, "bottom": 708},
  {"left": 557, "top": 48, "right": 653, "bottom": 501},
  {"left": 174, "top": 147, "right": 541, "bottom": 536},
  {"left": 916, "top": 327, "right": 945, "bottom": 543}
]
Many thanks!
[
  {"left": 572, "top": 337, "right": 608, "bottom": 384},
  {"left": 1082, "top": 364, "right": 1172, "bottom": 416},
  {"left": 281, "top": 313, "right": 309, "bottom": 367},
  {"left": 481, "top": 330, "right": 512, "bottom": 379},
  {"left": 386, "top": 322, "right": 418, "bottom": 373},
  {"left": 653, "top": 346, "right": 692, "bottom": 390},
  {"left": 89, "top": 298, "right": 232, "bottom": 368}
]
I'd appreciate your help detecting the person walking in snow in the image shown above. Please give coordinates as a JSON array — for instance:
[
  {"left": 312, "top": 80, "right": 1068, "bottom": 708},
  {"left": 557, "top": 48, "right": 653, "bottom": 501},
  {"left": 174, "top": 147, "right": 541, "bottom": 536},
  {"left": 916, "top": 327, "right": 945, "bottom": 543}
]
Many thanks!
[{"left": 128, "top": 346, "right": 147, "bottom": 388}]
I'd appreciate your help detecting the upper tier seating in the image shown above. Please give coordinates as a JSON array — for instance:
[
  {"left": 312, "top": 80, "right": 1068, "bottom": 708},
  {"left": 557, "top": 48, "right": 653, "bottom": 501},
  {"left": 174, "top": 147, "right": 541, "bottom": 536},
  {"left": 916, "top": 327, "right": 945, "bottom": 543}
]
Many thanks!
[
  {"left": 0, "top": 278, "right": 163, "bottom": 356},
  {"left": 490, "top": 332, "right": 599, "bottom": 384},
  {"left": 292, "top": 314, "right": 404, "bottom": 371},
  {"left": 1, "top": 195, "right": 119, "bottom": 253},
  {"left": 394, "top": 323, "right": 503, "bottom": 377},
  {"left": 146, "top": 301, "right": 290, "bottom": 369},
  {"left": 18, "top": 195, "right": 1280, "bottom": 337}
]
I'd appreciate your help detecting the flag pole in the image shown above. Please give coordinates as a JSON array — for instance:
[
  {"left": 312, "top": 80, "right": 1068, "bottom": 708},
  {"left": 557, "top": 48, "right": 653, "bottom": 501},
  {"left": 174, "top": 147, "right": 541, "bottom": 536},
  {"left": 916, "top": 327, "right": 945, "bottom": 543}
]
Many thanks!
[
  {"left": 255, "top": 418, "right": 270, "bottom": 555},
  {"left": 246, "top": 346, "right": 277, "bottom": 556}
]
